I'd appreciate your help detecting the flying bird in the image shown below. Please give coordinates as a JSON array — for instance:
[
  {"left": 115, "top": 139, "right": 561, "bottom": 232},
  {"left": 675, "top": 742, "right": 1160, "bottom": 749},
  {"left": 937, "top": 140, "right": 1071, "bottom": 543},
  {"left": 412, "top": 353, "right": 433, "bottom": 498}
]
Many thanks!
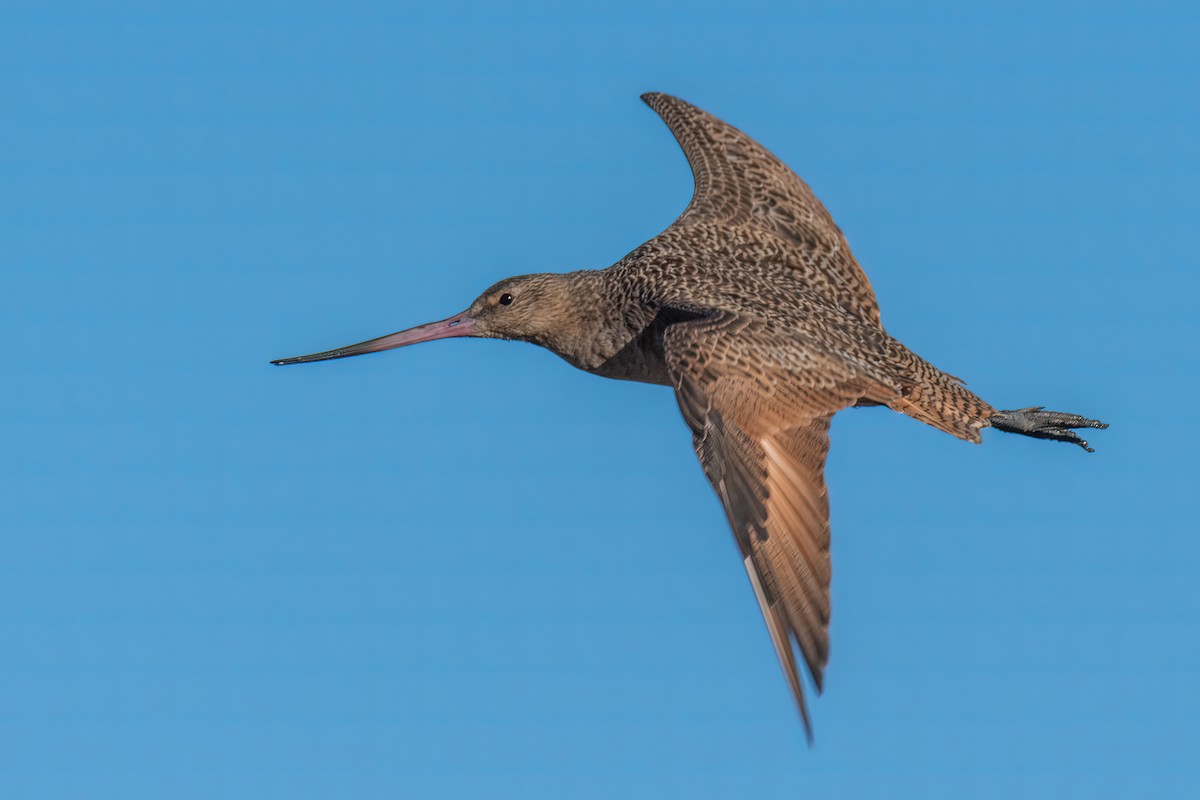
[{"left": 273, "top": 93, "right": 1106, "bottom": 741}]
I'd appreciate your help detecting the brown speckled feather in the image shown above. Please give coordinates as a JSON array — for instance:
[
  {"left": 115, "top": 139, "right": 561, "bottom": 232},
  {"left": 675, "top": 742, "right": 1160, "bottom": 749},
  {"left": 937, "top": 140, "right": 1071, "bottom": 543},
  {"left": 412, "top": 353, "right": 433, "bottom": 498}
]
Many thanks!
[
  {"left": 663, "top": 310, "right": 901, "bottom": 740},
  {"left": 274, "top": 92, "right": 1105, "bottom": 741},
  {"left": 633, "top": 95, "right": 993, "bottom": 734},
  {"left": 642, "top": 92, "right": 883, "bottom": 328}
]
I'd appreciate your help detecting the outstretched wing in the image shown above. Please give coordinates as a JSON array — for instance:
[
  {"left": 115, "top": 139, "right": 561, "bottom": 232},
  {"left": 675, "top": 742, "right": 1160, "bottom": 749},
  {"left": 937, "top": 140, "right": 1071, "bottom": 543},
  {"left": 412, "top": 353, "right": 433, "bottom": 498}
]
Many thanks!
[
  {"left": 642, "top": 92, "right": 882, "bottom": 327},
  {"left": 664, "top": 311, "right": 898, "bottom": 741}
]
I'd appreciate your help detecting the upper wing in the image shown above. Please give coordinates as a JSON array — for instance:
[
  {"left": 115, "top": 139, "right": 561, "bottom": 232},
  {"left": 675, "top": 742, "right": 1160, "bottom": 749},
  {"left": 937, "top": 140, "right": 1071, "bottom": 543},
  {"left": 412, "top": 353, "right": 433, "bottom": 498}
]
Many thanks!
[
  {"left": 642, "top": 92, "right": 882, "bottom": 327},
  {"left": 664, "top": 311, "right": 898, "bottom": 741}
]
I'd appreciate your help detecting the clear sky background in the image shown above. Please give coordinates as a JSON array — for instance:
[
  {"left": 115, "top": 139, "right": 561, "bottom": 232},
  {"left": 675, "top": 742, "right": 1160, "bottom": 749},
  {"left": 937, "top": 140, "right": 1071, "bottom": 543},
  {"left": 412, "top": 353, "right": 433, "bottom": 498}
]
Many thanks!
[{"left": 3, "top": 1, "right": 1197, "bottom": 797}]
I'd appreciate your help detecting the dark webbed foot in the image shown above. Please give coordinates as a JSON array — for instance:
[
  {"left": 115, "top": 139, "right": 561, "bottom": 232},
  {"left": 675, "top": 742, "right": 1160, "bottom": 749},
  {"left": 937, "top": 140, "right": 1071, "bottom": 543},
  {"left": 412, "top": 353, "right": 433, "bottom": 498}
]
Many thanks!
[{"left": 990, "top": 406, "right": 1109, "bottom": 453}]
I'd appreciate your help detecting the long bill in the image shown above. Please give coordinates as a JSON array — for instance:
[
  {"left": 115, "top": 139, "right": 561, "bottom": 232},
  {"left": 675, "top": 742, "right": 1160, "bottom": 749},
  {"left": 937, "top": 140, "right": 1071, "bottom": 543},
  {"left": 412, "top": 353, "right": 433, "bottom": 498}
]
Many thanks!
[{"left": 270, "top": 311, "right": 477, "bottom": 365}]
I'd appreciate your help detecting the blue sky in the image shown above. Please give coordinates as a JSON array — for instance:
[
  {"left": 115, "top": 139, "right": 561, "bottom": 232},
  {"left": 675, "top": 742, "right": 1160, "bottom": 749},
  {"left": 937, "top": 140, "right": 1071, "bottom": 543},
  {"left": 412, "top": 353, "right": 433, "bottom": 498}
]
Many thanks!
[{"left": 2, "top": 1, "right": 1198, "bottom": 797}]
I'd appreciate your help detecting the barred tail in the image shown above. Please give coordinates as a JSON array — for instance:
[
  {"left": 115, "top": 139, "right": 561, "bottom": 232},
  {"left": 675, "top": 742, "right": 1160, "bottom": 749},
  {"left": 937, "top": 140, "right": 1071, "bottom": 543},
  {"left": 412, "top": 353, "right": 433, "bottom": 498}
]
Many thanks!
[{"left": 884, "top": 343, "right": 994, "bottom": 443}]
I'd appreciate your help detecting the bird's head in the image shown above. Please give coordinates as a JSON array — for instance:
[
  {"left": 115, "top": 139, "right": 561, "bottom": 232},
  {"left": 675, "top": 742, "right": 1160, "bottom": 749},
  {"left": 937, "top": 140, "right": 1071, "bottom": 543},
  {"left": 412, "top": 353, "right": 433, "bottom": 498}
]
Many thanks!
[
  {"left": 465, "top": 273, "right": 581, "bottom": 345},
  {"left": 271, "top": 272, "right": 599, "bottom": 366}
]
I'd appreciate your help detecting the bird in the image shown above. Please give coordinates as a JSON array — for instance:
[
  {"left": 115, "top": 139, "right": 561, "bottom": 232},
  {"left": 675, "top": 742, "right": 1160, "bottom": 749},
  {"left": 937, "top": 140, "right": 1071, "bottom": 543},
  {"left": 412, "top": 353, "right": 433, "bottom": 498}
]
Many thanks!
[{"left": 272, "top": 92, "right": 1107, "bottom": 742}]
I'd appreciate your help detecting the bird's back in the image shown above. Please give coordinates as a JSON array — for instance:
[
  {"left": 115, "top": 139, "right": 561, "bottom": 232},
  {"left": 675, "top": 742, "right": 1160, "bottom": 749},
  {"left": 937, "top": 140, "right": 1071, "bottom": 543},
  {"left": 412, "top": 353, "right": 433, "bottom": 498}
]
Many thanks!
[{"left": 630, "top": 94, "right": 994, "bottom": 441}]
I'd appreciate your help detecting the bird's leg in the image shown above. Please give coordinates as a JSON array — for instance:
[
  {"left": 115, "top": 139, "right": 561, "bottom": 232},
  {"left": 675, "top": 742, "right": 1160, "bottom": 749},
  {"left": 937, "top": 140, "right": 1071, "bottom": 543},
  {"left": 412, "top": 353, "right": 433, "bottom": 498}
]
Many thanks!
[{"left": 989, "top": 406, "right": 1109, "bottom": 453}]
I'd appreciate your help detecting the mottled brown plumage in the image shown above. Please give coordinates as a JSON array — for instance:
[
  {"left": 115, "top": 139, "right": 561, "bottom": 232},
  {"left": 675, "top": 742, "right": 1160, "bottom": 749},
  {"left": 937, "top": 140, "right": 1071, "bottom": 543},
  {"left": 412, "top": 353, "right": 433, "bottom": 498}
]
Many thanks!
[{"left": 273, "top": 93, "right": 1107, "bottom": 741}]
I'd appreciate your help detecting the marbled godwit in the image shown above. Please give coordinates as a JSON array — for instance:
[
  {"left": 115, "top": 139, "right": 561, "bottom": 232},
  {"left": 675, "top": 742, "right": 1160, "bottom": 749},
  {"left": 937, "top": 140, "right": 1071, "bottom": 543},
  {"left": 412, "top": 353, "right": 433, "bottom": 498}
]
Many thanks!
[{"left": 273, "top": 93, "right": 1106, "bottom": 741}]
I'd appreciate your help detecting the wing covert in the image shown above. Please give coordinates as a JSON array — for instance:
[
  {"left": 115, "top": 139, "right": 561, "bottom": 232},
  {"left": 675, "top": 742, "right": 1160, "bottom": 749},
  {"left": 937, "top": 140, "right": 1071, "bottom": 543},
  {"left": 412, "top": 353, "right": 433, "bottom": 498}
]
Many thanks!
[{"left": 642, "top": 92, "right": 882, "bottom": 327}]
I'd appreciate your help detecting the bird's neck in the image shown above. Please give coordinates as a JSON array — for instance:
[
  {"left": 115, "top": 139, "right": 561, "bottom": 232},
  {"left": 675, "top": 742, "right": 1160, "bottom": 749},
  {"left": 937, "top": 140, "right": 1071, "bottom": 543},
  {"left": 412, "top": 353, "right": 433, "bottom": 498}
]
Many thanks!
[{"left": 537, "top": 269, "right": 653, "bottom": 372}]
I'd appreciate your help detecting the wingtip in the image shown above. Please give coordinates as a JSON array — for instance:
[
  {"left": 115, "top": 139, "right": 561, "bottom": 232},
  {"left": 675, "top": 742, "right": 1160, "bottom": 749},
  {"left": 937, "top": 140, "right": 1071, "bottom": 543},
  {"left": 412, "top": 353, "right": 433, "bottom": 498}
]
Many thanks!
[
  {"left": 641, "top": 91, "right": 683, "bottom": 110},
  {"left": 796, "top": 679, "right": 816, "bottom": 745},
  {"left": 793, "top": 685, "right": 816, "bottom": 747},
  {"left": 798, "top": 704, "right": 815, "bottom": 746}
]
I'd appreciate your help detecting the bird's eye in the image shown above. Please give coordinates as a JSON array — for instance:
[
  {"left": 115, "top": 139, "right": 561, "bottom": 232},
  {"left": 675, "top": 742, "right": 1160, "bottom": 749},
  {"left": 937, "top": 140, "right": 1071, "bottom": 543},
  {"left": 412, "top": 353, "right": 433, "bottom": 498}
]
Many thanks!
[{"left": 499, "top": 293, "right": 514, "bottom": 306}]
